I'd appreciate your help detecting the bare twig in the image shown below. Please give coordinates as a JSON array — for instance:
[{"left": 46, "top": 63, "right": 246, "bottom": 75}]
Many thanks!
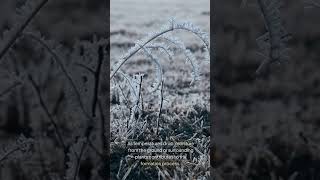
[
  {"left": 0, "top": 0, "right": 49, "bottom": 61},
  {"left": 28, "top": 74, "right": 67, "bottom": 150},
  {"left": 23, "top": 32, "right": 92, "bottom": 121},
  {"left": 92, "top": 45, "right": 104, "bottom": 117},
  {"left": 75, "top": 63, "right": 95, "bottom": 75},
  {"left": 156, "top": 79, "right": 164, "bottom": 135},
  {"left": 71, "top": 139, "right": 88, "bottom": 180}
]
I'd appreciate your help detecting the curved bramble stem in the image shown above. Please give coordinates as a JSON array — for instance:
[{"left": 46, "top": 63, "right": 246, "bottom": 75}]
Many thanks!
[
  {"left": 110, "top": 18, "right": 210, "bottom": 80},
  {"left": 156, "top": 79, "right": 164, "bottom": 135}
]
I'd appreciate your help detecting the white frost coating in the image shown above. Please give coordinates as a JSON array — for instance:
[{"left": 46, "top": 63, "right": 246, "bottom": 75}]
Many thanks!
[
  {"left": 139, "top": 45, "right": 163, "bottom": 92},
  {"left": 146, "top": 42, "right": 174, "bottom": 60},
  {"left": 128, "top": 73, "right": 143, "bottom": 122},
  {"left": 110, "top": 18, "right": 210, "bottom": 82},
  {"left": 161, "top": 35, "right": 200, "bottom": 84}
]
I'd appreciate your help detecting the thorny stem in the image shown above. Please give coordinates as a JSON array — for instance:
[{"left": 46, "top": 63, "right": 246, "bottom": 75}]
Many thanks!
[
  {"left": 0, "top": 0, "right": 49, "bottom": 62},
  {"left": 110, "top": 20, "right": 209, "bottom": 79},
  {"left": 110, "top": 28, "right": 172, "bottom": 79},
  {"left": 92, "top": 45, "right": 104, "bottom": 117},
  {"left": 99, "top": 100, "right": 109, "bottom": 179},
  {"left": 23, "top": 36, "right": 99, "bottom": 177},
  {"left": 99, "top": 100, "right": 107, "bottom": 153},
  {"left": 137, "top": 75, "right": 144, "bottom": 120},
  {"left": 156, "top": 80, "right": 164, "bottom": 135}
]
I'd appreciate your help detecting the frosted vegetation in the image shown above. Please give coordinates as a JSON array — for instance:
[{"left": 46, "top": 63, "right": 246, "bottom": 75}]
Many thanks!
[{"left": 110, "top": 18, "right": 211, "bottom": 179}]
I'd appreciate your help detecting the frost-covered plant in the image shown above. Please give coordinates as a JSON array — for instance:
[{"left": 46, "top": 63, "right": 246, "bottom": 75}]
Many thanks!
[
  {"left": 111, "top": 19, "right": 210, "bottom": 133},
  {"left": 111, "top": 18, "right": 210, "bottom": 90},
  {"left": 111, "top": 18, "right": 210, "bottom": 179}
]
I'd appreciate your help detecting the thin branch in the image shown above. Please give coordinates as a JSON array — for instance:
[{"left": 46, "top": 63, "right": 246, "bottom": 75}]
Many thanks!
[
  {"left": 0, "top": 0, "right": 49, "bottom": 61},
  {"left": 156, "top": 79, "right": 164, "bottom": 135},
  {"left": 92, "top": 45, "right": 104, "bottom": 117},
  {"left": 146, "top": 44, "right": 173, "bottom": 60},
  {"left": 140, "top": 45, "right": 162, "bottom": 92},
  {"left": 98, "top": 100, "right": 107, "bottom": 153},
  {"left": 129, "top": 74, "right": 143, "bottom": 124},
  {"left": 75, "top": 63, "right": 95, "bottom": 75},
  {"left": 0, "top": 147, "right": 20, "bottom": 163},
  {"left": 99, "top": 98, "right": 109, "bottom": 179},
  {"left": 28, "top": 74, "right": 67, "bottom": 150},
  {"left": 117, "top": 83, "right": 131, "bottom": 109},
  {"left": 23, "top": 32, "right": 92, "bottom": 121},
  {"left": 73, "top": 140, "right": 88, "bottom": 180}
]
